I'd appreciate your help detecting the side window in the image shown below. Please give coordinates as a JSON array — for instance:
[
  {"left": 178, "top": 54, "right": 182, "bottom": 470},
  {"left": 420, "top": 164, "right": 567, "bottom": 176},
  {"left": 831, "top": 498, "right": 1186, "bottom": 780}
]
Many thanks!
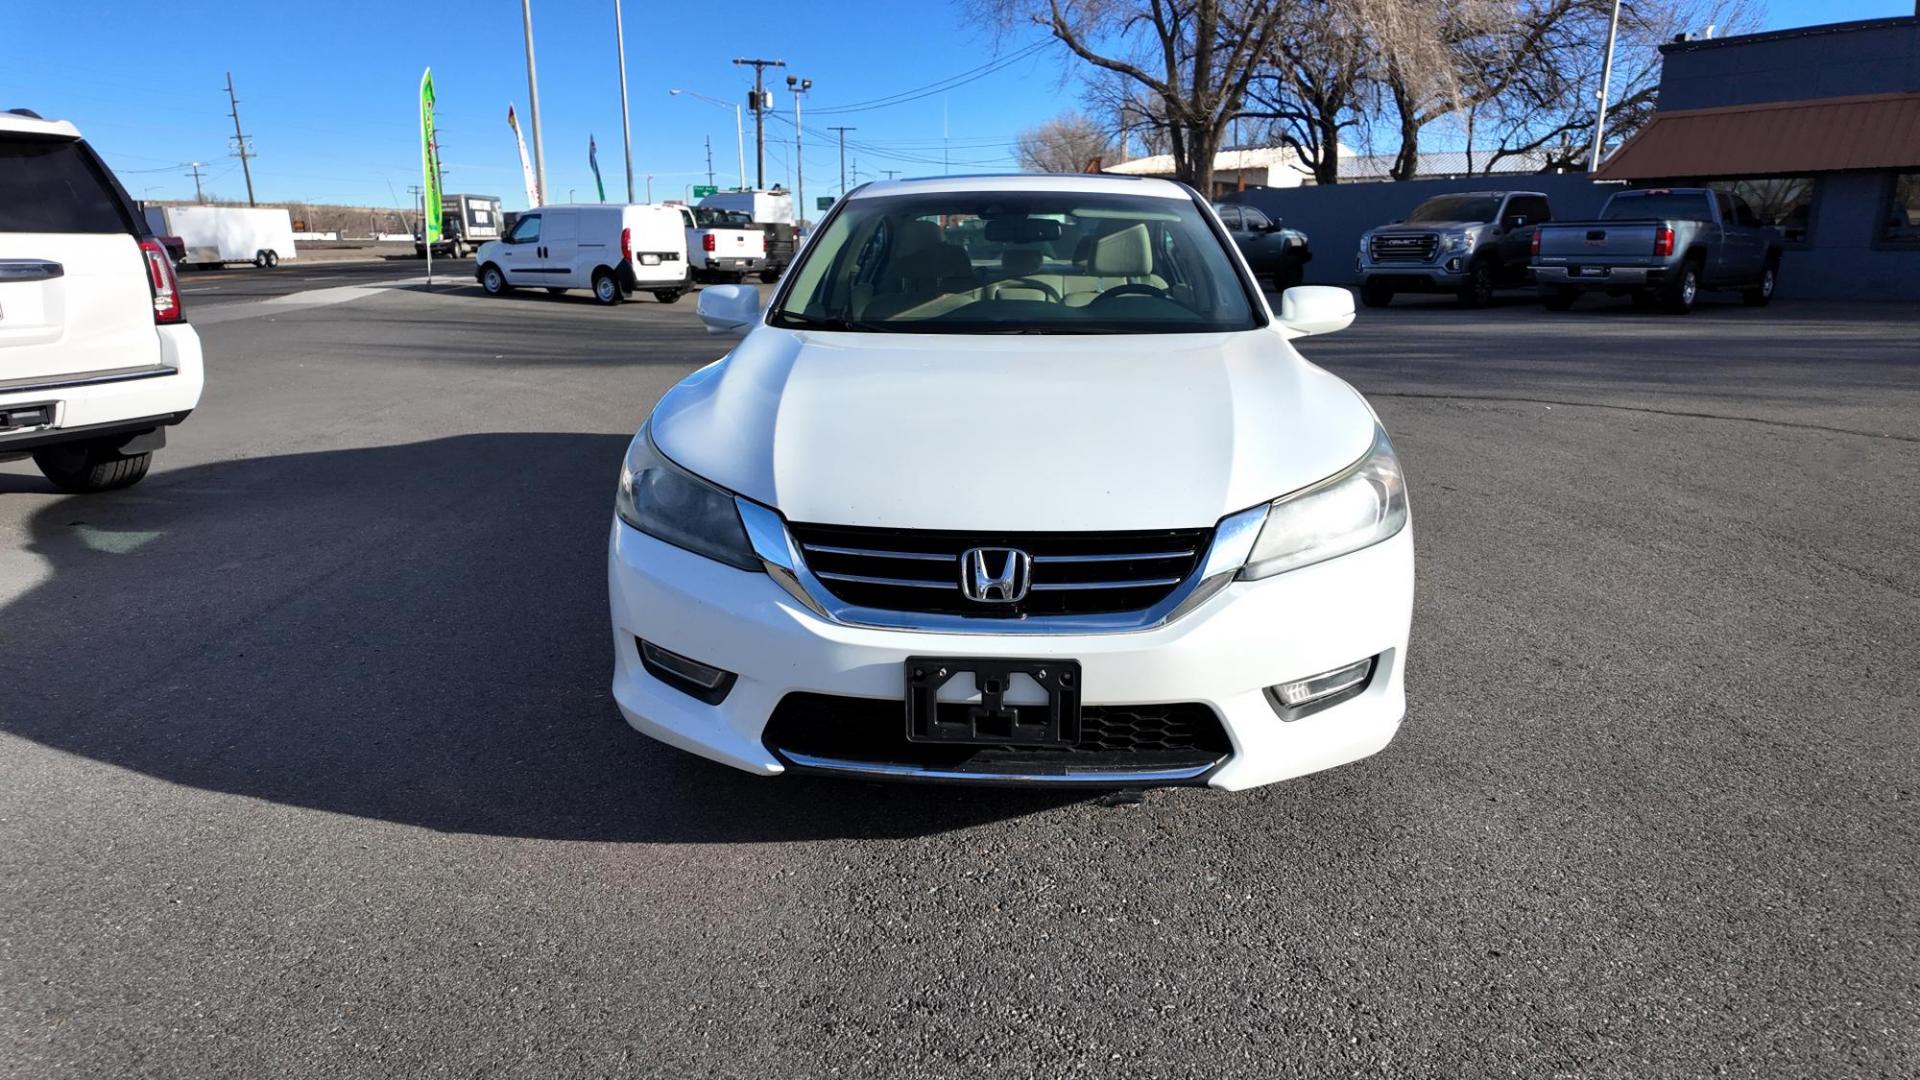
[
  {"left": 1715, "top": 192, "right": 1736, "bottom": 222},
  {"left": 681, "top": 208, "right": 698, "bottom": 230},
  {"left": 1732, "top": 197, "right": 1760, "bottom": 227},
  {"left": 1519, "top": 197, "right": 1551, "bottom": 224},
  {"left": 1214, "top": 205, "right": 1242, "bottom": 230},
  {"left": 507, "top": 214, "right": 540, "bottom": 243},
  {"left": 1242, "top": 207, "right": 1273, "bottom": 231},
  {"left": 1883, "top": 173, "right": 1920, "bottom": 245}
]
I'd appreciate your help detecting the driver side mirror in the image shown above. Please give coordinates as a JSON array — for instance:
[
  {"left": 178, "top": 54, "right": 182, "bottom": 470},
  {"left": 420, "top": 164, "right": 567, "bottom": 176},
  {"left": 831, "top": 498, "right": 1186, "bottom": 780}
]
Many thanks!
[
  {"left": 1278, "top": 285, "right": 1354, "bottom": 337},
  {"left": 697, "top": 284, "right": 761, "bottom": 336},
  {"left": 1503, "top": 214, "right": 1528, "bottom": 229}
]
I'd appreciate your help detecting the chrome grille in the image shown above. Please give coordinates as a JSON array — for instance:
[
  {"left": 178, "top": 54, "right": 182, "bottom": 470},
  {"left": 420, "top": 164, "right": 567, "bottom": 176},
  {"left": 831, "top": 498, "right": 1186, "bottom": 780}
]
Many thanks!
[
  {"left": 1368, "top": 232, "right": 1439, "bottom": 262},
  {"left": 786, "top": 522, "right": 1211, "bottom": 618}
]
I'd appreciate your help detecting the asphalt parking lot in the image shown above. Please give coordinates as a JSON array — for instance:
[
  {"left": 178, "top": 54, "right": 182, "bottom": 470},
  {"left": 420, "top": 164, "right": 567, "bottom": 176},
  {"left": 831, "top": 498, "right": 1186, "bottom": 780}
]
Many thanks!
[{"left": 3, "top": 271, "right": 1915, "bottom": 1077}]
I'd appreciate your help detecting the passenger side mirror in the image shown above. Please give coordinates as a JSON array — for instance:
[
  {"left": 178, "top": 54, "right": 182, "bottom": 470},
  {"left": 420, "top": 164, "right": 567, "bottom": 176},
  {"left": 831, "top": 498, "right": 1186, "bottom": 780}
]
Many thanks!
[
  {"left": 1503, "top": 214, "right": 1528, "bottom": 229},
  {"left": 696, "top": 284, "right": 761, "bottom": 336},
  {"left": 1278, "top": 285, "right": 1355, "bottom": 337}
]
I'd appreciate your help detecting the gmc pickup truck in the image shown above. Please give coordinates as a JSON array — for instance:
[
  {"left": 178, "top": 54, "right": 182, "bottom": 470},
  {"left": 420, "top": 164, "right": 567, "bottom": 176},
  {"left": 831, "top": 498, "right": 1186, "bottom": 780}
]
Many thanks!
[
  {"left": 677, "top": 205, "right": 766, "bottom": 284},
  {"left": 1531, "top": 188, "right": 1781, "bottom": 313},
  {"left": 1357, "top": 191, "right": 1552, "bottom": 309}
]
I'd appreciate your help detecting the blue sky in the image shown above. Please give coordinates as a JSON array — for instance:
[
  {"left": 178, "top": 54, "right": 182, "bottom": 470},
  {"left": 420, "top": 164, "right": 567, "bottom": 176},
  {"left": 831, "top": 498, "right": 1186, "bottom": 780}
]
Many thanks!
[{"left": 2, "top": 0, "right": 1909, "bottom": 211}]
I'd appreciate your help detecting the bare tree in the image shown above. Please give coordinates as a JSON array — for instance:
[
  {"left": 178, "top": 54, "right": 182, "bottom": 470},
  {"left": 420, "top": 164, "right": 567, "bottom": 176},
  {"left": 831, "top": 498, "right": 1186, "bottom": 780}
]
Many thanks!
[
  {"left": 1016, "top": 111, "right": 1120, "bottom": 172},
  {"left": 1239, "top": 0, "right": 1376, "bottom": 184},
  {"left": 983, "top": 0, "right": 1295, "bottom": 194}
]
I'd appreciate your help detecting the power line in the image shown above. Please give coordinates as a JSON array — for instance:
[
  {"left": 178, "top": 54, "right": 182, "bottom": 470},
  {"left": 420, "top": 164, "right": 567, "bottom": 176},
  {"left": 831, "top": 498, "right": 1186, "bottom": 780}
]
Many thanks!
[{"left": 806, "top": 41, "right": 1051, "bottom": 116}]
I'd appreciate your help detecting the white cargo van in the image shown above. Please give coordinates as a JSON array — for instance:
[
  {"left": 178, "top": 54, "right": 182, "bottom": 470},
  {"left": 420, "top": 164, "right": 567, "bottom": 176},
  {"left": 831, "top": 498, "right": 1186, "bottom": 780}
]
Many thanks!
[{"left": 473, "top": 204, "right": 689, "bottom": 304}]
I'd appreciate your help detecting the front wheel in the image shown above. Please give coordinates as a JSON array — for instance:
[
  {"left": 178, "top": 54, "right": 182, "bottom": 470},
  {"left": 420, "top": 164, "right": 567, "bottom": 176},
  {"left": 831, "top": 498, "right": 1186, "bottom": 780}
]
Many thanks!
[
  {"left": 479, "top": 264, "right": 511, "bottom": 296},
  {"left": 1359, "top": 280, "right": 1394, "bottom": 308},
  {"left": 1458, "top": 260, "right": 1496, "bottom": 308},
  {"left": 1743, "top": 262, "right": 1778, "bottom": 307},
  {"left": 32, "top": 439, "right": 153, "bottom": 493}
]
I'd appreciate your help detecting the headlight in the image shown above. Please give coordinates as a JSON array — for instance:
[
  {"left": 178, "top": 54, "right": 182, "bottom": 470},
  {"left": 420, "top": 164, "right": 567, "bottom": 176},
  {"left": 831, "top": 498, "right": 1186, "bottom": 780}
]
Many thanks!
[
  {"left": 1239, "top": 426, "right": 1408, "bottom": 580},
  {"left": 1441, "top": 232, "right": 1477, "bottom": 254},
  {"left": 615, "top": 429, "right": 762, "bottom": 571}
]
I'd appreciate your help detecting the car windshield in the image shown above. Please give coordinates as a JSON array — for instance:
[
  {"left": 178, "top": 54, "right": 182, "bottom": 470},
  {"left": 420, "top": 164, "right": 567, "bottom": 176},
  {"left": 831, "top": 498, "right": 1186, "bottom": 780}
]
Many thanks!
[
  {"left": 769, "top": 189, "right": 1260, "bottom": 334},
  {"left": 1602, "top": 192, "right": 1714, "bottom": 221},
  {"left": 1406, "top": 195, "right": 1501, "bottom": 223}
]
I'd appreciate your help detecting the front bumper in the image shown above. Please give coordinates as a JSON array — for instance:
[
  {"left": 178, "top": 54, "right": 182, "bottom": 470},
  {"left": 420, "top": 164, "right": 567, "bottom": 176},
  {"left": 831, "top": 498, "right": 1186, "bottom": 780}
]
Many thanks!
[
  {"left": 1357, "top": 258, "right": 1470, "bottom": 291},
  {"left": 608, "top": 520, "right": 1413, "bottom": 791}
]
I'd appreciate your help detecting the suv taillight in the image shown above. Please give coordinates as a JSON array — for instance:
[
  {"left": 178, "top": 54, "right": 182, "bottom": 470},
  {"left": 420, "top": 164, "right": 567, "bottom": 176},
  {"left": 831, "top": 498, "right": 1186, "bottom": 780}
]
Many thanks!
[
  {"left": 1529, "top": 229, "right": 1541, "bottom": 257},
  {"left": 702, "top": 233, "right": 716, "bottom": 252},
  {"left": 138, "top": 238, "right": 183, "bottom": 324},
  {"left": 1652, "top": 225, "right": 1675, "bottom": 258},
  {"left": 621, "top": 227, "right": 631, "bottom": 264}
]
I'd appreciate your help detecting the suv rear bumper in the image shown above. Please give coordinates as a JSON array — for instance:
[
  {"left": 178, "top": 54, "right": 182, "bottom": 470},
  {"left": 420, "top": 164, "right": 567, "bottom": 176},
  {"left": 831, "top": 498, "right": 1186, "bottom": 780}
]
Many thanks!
[{"left": 0, "top": 323, "right": 203, "bottom": 453}]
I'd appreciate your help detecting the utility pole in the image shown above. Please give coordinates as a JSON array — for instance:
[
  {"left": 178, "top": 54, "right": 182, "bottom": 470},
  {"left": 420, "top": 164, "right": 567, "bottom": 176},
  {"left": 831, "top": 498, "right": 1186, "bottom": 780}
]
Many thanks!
[
  {"left": 882, "top": 169, "right": 899, "bottom": 180},
  {"left": 733, "top": 57, "right": 785, "bottom": 189},
  {"left": 705, "top": 136, "right": 714, "bottom": 189},
  {"left": 224, "top": 72, "right": 256, "bottom": 206},
  {"left": 1588, "top": 0, "right": 1624, "bottom": 174},
  {"left": 612, "top": 0, "right": 634, "bottom": 202},
  {"left": 829, "top": 126, "right": 855, "bottom": 195},
  {"left": 185, "top": 162, "right": 207, "bottom": 204},
  {"left": 787, "top": 74, "right": 811, "bottom": 223},
  {"left": 521, "top": 0, "right": 549, "bottom": 204}
]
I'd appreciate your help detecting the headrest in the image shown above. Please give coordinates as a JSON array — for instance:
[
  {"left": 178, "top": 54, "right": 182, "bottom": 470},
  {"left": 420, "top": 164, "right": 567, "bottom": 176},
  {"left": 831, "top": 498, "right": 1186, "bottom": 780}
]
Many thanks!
[
  {"left": 1090, "top": 224, "right": 1152, "bottom": 277},
  {"left": 892, "top": 219, "right": 944, "bottom": 259},
  {"left": 1002, "top": 248, "right": 1043, "bottom": 277}
]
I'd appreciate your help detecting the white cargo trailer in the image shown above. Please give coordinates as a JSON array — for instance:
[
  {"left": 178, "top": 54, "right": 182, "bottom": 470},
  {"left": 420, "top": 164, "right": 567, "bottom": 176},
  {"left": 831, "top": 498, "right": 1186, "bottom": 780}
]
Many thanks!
[{"left": 143, "top": 205, "right": 297, "bottom": 268}]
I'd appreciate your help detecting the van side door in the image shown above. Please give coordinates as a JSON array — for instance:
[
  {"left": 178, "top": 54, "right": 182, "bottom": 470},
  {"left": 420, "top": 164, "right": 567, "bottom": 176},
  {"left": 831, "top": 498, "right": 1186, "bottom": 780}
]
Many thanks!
[{"left": 543, "top": 209, "right": 581, "bottom": 286}]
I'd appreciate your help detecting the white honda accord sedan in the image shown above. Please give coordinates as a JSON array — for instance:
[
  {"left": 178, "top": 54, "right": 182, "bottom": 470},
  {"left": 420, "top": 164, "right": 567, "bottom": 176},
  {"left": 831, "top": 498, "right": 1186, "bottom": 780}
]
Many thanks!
[{"left": 607, "top": 174, "right": 1412, "bottom": 790}]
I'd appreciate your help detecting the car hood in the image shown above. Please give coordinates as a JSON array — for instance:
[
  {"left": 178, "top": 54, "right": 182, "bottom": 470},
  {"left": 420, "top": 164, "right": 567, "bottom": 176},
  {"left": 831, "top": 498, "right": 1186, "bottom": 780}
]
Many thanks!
[
  {"left": 1375, "top": 220, "right": 1482, "bottom": 234},
  {"left": 649, "top": 327, "right": 1377, "bottom": 532}
]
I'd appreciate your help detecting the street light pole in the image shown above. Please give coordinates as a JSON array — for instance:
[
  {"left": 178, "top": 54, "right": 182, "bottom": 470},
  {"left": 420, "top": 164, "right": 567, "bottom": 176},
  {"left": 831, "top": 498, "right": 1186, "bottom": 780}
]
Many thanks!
[
  {"left": 787, "top": 75, "right": 811, "bottom": 222},
  {"left": 1588, "top": 0, "right": 1624, "bottom": 174},
  {"left": 521, "top": 0, "right": 549, "bottom": 204},
  {"left": 612, "top": 0, "right": 635, "bottom": 202}
]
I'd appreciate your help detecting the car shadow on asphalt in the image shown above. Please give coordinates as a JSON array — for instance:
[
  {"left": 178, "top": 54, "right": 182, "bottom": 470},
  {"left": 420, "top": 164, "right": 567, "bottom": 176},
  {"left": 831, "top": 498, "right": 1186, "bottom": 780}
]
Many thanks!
[{"left": 0, "top": 434, "right": 1082, "bottom": 843}]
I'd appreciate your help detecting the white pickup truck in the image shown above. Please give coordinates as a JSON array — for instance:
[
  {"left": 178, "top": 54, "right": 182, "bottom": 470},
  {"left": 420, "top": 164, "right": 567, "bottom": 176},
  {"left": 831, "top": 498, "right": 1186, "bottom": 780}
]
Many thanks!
[{"left": 676, "top": 205, "right": 765, "bottom": 284}]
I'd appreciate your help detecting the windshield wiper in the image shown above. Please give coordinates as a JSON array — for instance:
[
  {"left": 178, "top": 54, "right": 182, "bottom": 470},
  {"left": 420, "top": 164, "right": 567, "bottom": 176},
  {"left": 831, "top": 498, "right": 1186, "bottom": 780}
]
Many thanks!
[{"left": 770, "top": 311, "right": 888, "bottom": 332}]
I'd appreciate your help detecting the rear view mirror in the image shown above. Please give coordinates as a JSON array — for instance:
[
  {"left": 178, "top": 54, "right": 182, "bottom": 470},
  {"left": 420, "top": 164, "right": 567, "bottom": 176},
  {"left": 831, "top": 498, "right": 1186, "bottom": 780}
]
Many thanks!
[
  {"left": 1278, "top": 285, "right": 1355, "bottom": 337},
  {"left": 697, "top": 284, "right": 761, "bottom": 335},
  {"left": 984, "top": 218, "right": 1063, "bottom": 244}
]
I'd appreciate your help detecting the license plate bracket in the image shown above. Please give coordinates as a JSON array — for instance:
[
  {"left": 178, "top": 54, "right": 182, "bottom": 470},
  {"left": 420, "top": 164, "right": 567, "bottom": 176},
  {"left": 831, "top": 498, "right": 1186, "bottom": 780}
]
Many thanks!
[{"left": 905, "top": 657, "right": 1081, "bottom": 746}]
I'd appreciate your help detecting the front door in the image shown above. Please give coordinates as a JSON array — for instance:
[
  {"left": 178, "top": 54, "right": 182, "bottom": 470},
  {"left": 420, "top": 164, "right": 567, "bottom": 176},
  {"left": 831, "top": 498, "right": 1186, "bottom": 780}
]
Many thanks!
[{"left": 497, "top": 213, "right": 540, "bottom": 284}]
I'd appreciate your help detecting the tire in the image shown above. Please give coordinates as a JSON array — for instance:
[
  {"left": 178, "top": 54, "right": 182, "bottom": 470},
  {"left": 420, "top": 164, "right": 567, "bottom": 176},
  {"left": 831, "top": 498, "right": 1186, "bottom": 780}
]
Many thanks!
[
  {"left": 758, "top": 268, "right": 781, "bottom": 284},
  {"left": 1662, "top": 260, "right": 1701, "bottom": 314},
  {"left": 591, "top": 269, "right": 623, "bottom": 305},
  {"left": 1359, "top": 280, "right": 1394, "bottom": 308},
  {"left": 1743, "top": 261, "right": 1778, "bottom": 307},
  {"left": 1457, "top": 260, "right": 1496, "bottom": 308},
  {"left": 253, "top": 251, "right": 268, "bottom": 268},
  {"left": 32, "top": 439, "right": 153, "bottom": 493},
  {"left": 1540, "top": 287, "right": 1577, "bottom": 311},
  {"left": 479, "top": 264, "right": 511, "bottom": 296},
  {"left": 264, "top": 250, "right": 280, "bottom": 268},
  {"left": 653, "top": 287, "right": 685, "bottom": 304}
]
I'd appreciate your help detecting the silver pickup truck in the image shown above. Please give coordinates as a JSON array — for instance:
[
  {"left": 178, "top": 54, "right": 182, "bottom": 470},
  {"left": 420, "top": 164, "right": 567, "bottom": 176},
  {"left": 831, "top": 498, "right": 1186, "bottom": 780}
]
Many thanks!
[{"left": 1531, "top": 188, "right": 1781, "bottom": 314}]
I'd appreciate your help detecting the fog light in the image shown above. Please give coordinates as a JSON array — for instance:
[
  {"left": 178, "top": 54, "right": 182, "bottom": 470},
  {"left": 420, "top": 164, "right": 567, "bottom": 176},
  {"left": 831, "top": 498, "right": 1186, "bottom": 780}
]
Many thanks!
[
  {"left": 638, "top": 638, "right": 737, "bottom": 704},
  {"left": 1445, "top": 256, "right": 1463, "bottom": 272},
  {"left": 1269, "top": 657, "right": 1375, "bottom": 713}
]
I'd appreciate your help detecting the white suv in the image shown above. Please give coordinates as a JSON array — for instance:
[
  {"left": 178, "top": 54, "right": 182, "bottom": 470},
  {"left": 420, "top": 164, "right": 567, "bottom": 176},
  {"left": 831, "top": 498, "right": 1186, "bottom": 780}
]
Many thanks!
[
  {"left": 0, "top": 109, "right": 202, "bottom": 491},
  {"left": 608, "top": 175, "right": 1412, "bottom": 790}
]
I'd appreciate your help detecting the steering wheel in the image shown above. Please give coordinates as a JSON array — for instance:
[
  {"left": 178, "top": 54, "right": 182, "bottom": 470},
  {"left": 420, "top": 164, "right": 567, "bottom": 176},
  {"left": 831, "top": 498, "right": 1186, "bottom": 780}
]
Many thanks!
[
  {"left": 1091, "top": 282, "right": 1171, "bottom": 303},
  {"left": 993, "top": 277, "right": 1063, "bottom": 302}
]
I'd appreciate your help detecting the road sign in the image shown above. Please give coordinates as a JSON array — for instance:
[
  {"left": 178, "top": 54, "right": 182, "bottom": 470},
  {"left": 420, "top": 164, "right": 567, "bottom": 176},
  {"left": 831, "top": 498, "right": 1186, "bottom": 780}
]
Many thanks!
[
  {"left": 817, "top": 196, "right": 834, "bottom": 211},
  {"left": 692, "top": 185, "right": 718, "bottom": 199}
]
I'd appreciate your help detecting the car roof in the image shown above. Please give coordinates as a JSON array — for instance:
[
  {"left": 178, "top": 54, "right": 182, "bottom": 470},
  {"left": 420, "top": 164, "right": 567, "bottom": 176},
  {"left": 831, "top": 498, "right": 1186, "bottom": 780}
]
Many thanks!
[
  {"left": 0, "top": 109, "right": 80, "bottom": 139},
  {"left": 848, "top": 173, "right": 1192, "bottom": 201}
]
